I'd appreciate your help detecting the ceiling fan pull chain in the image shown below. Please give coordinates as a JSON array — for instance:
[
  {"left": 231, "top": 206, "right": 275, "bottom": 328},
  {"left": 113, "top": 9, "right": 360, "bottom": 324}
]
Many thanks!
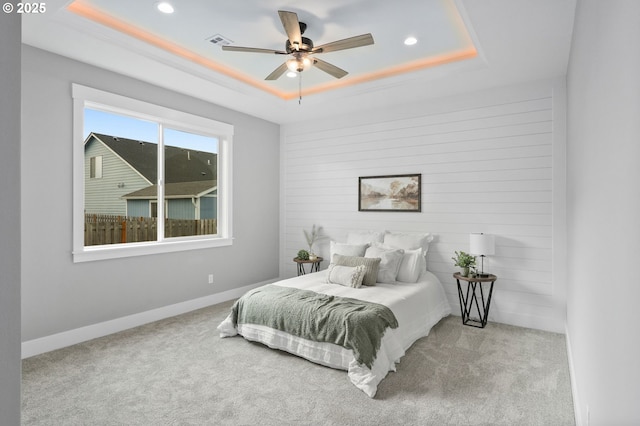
[{"left": 299, "top": 73, "right": 303, "bottom": 105}]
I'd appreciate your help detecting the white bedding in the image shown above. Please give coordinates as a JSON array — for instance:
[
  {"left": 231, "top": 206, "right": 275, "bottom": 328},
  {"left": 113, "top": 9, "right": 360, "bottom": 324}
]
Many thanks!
[{"left": 217, "top": 270, "right": 451, "bottom": 397}]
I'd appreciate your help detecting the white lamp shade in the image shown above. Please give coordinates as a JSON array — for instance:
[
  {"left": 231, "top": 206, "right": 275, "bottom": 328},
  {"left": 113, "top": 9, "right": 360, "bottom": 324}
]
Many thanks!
[{"left": 469, "top": 233, "right": 495, "bottom": 256}]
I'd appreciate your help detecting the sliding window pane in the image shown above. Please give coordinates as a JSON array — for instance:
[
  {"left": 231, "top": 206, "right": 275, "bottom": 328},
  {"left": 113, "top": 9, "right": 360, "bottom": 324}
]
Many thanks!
[
  {"left": 163, "top": 128, "right": 218, "bottom": 238},
  {"left": 83, "top": 108, "right": 158, "bottom": 246}
]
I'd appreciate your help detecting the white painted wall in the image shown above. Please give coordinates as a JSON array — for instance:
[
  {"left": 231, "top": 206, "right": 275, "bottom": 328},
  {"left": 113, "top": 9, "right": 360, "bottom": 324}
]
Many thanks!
[
  {"left": 0, "top": 11, "right": 22, "bottom": 426},
  {"left": 566, "top": 1, "right": 640, "bottom": 425},
  {"left": 281, "top": 79, "right": 567, "bottom": 333},
  {"left": 21, "top": 46, "right": 280, "bottom": 344}
]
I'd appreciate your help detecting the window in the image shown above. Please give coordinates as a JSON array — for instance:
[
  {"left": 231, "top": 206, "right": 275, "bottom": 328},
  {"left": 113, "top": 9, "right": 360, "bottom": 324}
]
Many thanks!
[
  {"left": 89, "top": 156, "right": 102, "bottom": 179},
  {"left": 72, "top": 84, "right": 233, "bottom": 262}
]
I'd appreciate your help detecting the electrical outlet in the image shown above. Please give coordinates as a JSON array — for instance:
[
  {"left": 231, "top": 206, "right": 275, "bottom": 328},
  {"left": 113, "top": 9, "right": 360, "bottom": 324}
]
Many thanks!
[{"left": 208, "top": 274, "right": 214, "bottom": 284}]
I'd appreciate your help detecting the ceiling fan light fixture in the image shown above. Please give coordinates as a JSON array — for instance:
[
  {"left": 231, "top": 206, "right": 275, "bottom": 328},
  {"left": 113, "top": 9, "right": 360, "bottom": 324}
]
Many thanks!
[
  {"left": 286, "top": 56, "right": 312, "bottom": 73},
  {"left": 286, "top": 71, "right": 298, "bottom": 78},
  {"left": 222, "top": 10, "right": 374, "bottom": 82}
]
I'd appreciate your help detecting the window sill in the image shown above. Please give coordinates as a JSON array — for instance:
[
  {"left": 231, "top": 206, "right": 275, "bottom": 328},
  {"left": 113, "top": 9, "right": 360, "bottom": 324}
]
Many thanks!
[{"left": 73, "top": 237, "right": 233, "bottom": 263}]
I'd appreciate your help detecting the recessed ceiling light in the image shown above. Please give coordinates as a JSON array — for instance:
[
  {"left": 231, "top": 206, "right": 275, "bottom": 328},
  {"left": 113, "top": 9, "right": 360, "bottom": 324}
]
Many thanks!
[
  {"left": 286, "top": 71, "right": 298, "bottom": 78},
  {"left": 156, "top": 2, "right": 174, "bottom": 14},
  {"left": 404, "top": 36, "right": 418, "bottom": 46}
]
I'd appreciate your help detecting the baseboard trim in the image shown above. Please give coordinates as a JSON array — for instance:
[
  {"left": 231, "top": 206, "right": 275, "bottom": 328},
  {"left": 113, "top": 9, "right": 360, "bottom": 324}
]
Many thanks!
[
  {"left": 443, "top": 293, "right": 565, "bottom": 333},
  {"left": 21, "top": 279, "right": 276, "bottom": 359},
  {"left": 565, "top": 324, "right": 583, "bottom": 426}
]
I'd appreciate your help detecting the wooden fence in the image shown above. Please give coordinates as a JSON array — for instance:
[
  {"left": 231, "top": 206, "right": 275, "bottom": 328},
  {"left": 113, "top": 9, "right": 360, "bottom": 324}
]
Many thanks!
[{"left": 85, "top": 214, "right": 217, "bottom": 246}]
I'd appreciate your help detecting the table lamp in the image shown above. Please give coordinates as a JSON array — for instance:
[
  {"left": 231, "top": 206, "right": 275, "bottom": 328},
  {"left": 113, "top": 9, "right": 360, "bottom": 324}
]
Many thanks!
[{"left": 469, "top": 233, "right": 495, "bottom": 278}]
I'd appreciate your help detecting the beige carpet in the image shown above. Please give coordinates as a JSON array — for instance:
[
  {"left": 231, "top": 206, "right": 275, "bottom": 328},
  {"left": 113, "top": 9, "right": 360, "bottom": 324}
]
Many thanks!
[{"left": 22, "top": 300, "right": 575, "bottom": 425}]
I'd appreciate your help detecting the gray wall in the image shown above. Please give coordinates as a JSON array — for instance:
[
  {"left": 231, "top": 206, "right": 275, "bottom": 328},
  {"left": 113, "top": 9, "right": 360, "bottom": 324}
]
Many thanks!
[
  {"left": 21, "top": 46, "right": 280, "bottom": 341},
  {"left": 566, "top": 1, "right": 640, "bottom": 424},
  {"left": 0, "top": 11, "right": 22, "bottom": 426}
]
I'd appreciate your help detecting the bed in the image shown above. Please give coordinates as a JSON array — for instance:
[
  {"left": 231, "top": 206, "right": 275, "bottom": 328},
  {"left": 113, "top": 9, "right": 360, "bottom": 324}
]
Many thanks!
[{"left": 217, "top": 231, "right": 451, "bottom": 397}]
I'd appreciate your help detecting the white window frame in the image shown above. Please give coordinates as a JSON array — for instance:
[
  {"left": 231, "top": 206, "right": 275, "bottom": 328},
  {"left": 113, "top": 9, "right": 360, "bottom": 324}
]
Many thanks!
[{"left": 72, "top": 84, "right": 233, "bottom": 262}]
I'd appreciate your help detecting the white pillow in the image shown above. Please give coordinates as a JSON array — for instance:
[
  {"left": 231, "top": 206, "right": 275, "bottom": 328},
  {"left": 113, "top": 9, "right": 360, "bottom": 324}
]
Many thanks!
[
  {"left": 396, "top": 248, "right": 426, "bottom": 283},
  {"left": 346, "top": 230, "right": 385, "bottom": 245},
  {"left": 364, "top": 245, "right": 404, "bottom": 283},
  {"left": 330, "top": 241, "right": 369, "bottom": 259},
  {"left": 372, "top": 242, "right": 425, "bottom": 283},
  {"left": 383, "top": 232, "right": 433, "bottom": 254},
  {"left": 326, "top": 264, "right": 366, "bottom": 288}
]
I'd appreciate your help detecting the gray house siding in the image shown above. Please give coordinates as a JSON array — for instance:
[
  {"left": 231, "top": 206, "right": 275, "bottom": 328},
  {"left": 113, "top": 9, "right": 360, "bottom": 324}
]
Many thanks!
[
  {"left": 84, "top": 138, "right": 151, "bottom": 215},
  {"left": 126, "top": 199, "right": 151, "bottom": 217},
  {"left": 167, "top": 199, "right": 195, "bottom": 220},
  {"left": 126, "top": 193, "right": 216, "bottom": 219},
  {"left": 201, "top": 195, "right": 216, "bottom": 219}
]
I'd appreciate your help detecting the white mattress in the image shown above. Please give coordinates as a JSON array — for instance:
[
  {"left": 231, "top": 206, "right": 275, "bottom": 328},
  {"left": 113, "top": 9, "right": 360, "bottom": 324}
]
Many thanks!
[{"left": 217, "top": 270, "right": 451, "bottom": 397}]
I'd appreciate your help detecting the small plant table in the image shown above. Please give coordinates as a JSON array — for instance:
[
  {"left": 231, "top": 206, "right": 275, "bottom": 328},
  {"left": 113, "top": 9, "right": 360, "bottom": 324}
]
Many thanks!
[
  {"left": 453, "top": 272, "right": 498, "bottom": 328},
  {"left": 293, "top": 257, "right": 323, "bottom": 276}
]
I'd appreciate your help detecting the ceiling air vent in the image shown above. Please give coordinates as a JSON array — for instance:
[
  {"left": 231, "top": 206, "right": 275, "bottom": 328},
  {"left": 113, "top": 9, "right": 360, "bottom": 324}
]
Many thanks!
[{"left": 207, "top": 34, "right": 233, "bottom": 47}]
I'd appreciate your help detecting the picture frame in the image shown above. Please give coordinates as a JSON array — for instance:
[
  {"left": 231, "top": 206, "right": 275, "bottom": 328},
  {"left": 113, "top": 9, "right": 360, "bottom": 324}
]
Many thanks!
[{"left": 358, "top": 174, "right": 421, "bottom": 212}]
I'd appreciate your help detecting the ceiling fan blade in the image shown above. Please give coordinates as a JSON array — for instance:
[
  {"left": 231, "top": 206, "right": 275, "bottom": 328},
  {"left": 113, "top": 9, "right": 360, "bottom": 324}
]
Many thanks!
[
  {"left": 278, "top": 10, "right": 302, "bottom": 47},
  {"left": 312, "top": 57, "right": 348, "bottom": 79},
  {"left": 312, "top": 33, "right": 374, "bottom": 54},
  {"left": 222, "top": 45, "right": 287, "bottom": 55},
  {"left": 265, "top": 62, "right": 289, "bottom": 80}
]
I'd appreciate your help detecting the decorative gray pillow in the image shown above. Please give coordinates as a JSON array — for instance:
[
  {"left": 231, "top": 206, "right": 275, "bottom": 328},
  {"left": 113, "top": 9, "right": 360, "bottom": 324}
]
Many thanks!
[
  {"left": 326, "top": 264, "right": 366, "bottom": 288},
  {"left": 331, "top": 254, "right": 381, "bottom": 286},
  {"left": 364, "top": 245, "right": 404, "bottom": 283}
]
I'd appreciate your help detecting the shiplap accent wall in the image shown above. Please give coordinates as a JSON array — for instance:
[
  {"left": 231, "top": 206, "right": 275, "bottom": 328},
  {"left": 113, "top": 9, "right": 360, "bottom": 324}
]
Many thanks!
[{"left": 281, "top": 79, "right": 566, "bottom": 333}]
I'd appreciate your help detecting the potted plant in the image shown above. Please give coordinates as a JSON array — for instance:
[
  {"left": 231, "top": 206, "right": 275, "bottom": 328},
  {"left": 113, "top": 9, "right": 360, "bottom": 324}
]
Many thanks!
[
  {"left": 452, "top": 251, "right": 476, "bottom": 277},
  {"left": 303, "top": 224, "right": 321, "bottom": 260}
]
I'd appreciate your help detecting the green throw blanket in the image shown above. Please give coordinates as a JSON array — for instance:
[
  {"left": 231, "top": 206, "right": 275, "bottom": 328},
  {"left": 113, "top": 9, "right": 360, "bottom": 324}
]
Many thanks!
[{"left": 230, "top": 285, "right": 399, "bottom": 369}]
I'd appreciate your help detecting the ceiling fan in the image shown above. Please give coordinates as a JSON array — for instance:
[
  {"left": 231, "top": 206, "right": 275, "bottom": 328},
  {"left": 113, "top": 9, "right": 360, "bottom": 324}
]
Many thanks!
[{"left": 222, "top": 10, "right": 374, "bottom": 81}]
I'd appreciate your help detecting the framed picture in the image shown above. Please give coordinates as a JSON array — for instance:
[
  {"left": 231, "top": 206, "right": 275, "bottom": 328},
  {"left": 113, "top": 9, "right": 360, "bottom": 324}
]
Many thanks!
[{"left": 358, "top": 174, "right": 421, "bottom": 212}]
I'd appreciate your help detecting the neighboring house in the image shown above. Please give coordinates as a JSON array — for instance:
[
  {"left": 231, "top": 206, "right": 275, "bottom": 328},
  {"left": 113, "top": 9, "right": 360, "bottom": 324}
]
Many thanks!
[
  {"left": 84, "top": 132, "right": 217, "bottom": 219},
  {"left": 123, "top": 181, "right": 217, "bottom": 220}
]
